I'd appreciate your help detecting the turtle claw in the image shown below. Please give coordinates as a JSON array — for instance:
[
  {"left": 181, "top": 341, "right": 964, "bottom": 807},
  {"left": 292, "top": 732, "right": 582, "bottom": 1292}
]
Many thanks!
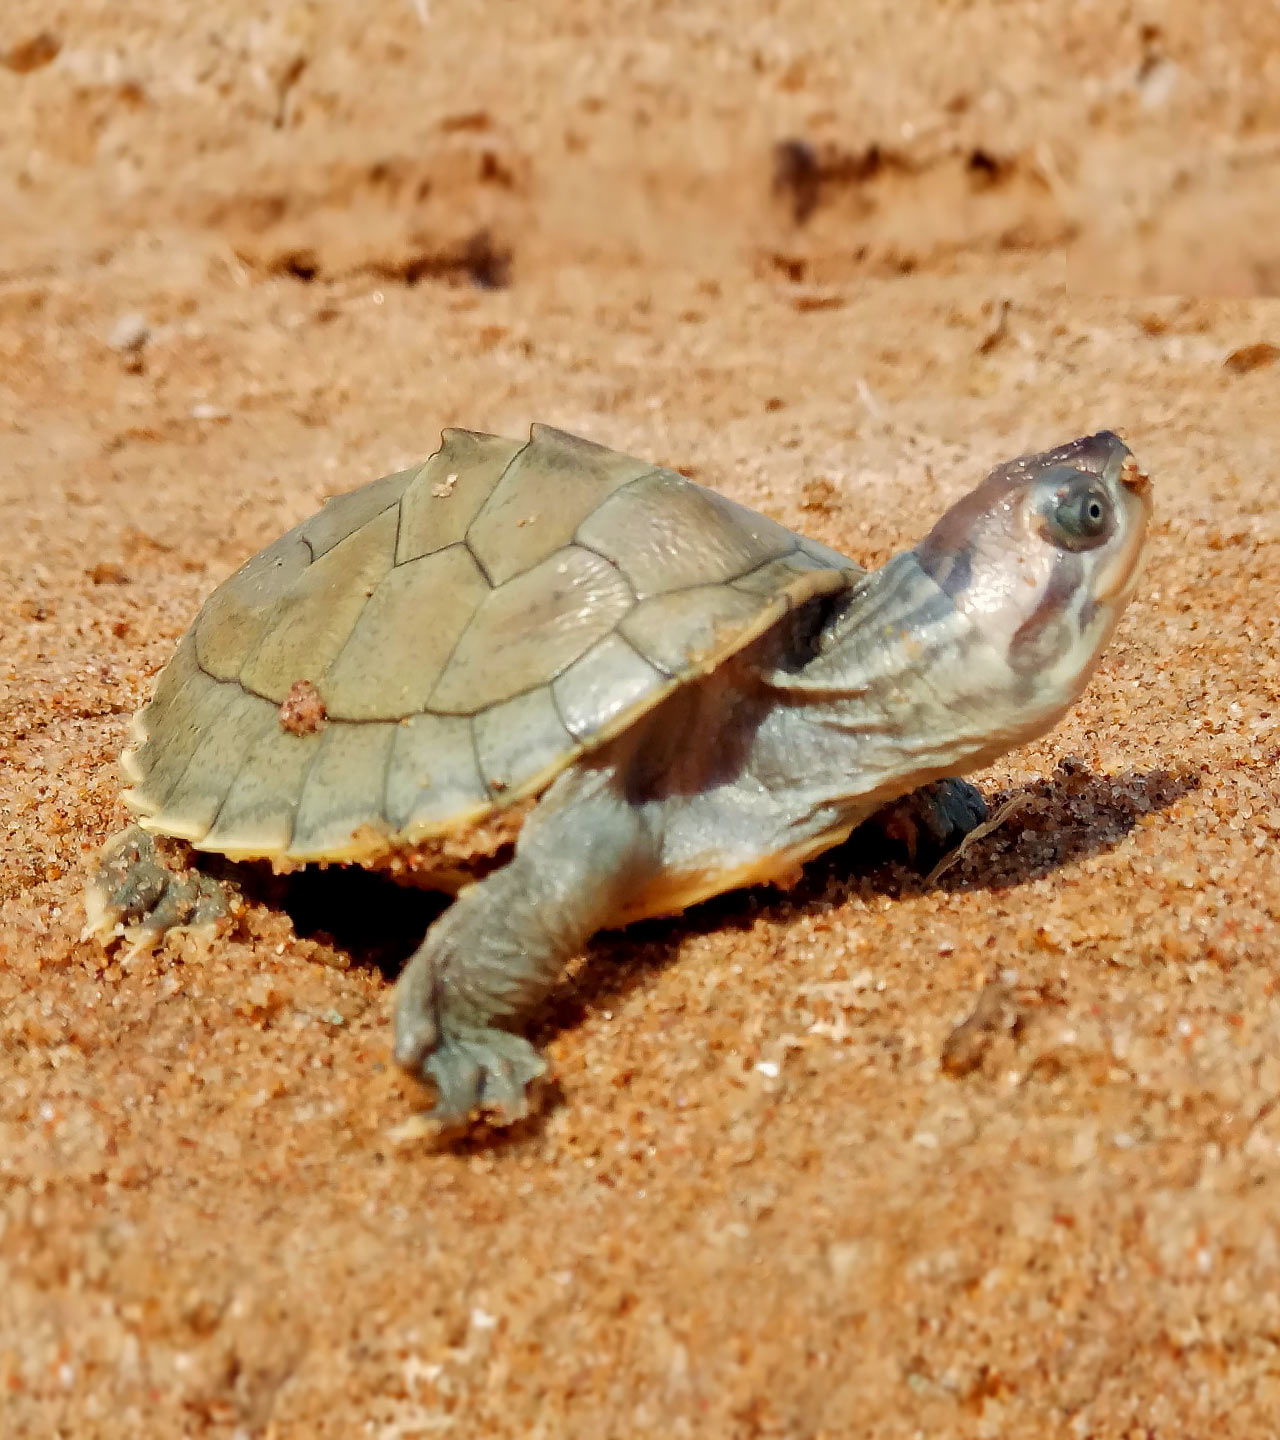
[{"left": 411, "top": 1025, "right": 548, "bottom": 1129}]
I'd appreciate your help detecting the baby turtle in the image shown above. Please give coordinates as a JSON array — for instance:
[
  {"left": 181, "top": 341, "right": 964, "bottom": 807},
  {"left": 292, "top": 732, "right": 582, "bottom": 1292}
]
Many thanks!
[{"left": 86, "top": 425, "right": 1151, "bottom": 1125}]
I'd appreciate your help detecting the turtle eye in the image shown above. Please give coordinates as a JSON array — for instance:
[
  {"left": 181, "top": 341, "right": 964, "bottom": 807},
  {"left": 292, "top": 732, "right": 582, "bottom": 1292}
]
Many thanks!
[{"left": 1036, "top": 471, "right": 1114, "bottom": 550}]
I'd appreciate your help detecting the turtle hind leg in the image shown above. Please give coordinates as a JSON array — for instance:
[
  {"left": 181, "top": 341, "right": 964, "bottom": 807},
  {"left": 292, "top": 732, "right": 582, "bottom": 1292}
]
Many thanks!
[
  {"left": 393, "top": 764, "right": 662, "bottom": 1130},
  {"left": 83, "top": 825, "right": 234, "bottom": 959},
  {"left": 870, "top": 778, "right": 989, "bottom": 870}
]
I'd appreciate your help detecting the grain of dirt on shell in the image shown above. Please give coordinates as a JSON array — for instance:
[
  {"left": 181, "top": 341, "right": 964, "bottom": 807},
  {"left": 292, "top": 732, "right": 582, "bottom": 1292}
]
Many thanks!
[{"left": 2, "top": 3, "right": 1280, "bottom": 1436}]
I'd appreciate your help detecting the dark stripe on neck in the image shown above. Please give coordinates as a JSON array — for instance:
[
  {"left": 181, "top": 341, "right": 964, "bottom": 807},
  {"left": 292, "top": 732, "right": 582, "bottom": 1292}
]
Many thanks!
[{"left": 1009, "top": 551, "right": 1084, "bottom": 675}]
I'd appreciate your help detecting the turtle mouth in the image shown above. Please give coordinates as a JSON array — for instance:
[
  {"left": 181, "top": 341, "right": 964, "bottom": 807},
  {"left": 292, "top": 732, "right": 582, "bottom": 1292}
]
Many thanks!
[{"left": 1097, "top": 546, "right": 1146, "bottom": 607}]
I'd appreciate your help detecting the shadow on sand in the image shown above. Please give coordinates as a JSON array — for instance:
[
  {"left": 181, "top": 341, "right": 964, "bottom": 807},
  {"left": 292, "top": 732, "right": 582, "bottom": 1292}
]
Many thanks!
[
  {"left": 539, "top": 762, "right": 1198, "bottom": 1040},
  {"left": 230, "top": 763, "right": 1196, "bottom": 1149}
]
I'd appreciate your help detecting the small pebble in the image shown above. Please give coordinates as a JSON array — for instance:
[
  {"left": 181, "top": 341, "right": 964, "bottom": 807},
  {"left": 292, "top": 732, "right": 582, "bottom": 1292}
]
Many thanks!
[
  {"left": 108, "top": 313, "right": 150, "bottom": 372},
  {"left": 108, "top": 313, "right": 150, "bottom": 355}
]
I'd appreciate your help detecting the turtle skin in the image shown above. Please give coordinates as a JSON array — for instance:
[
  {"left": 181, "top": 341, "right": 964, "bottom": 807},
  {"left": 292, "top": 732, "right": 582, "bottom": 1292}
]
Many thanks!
[{"left": 86, "top": 425, "right": 1150, "bottom": 1127}]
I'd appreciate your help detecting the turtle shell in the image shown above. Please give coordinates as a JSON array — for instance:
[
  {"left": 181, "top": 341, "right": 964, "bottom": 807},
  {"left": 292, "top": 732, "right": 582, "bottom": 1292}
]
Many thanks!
[{"left": 122, "top": 425, "right": 858, "bottom": 864}]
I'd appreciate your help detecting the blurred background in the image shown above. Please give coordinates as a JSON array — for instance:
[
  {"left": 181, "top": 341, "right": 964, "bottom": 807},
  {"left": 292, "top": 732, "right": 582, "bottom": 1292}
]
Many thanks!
[{"left": 5, "top": 1, "right": 1280, "bottom": 296}]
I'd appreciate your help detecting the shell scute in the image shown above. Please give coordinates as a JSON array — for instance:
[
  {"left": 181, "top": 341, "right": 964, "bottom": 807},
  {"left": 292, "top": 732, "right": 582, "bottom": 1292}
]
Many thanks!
[
  {"left": 194, "top": 534, "right": 312, "bottom": 683},
  {"left": 729, "top": 548, "right": 853, "bottom": 598},
  {"left": 397, "top": 430, "right": 523, "bottom": 561},
  {"left": 465, "top": 425, "right": 655, "bottom": 586},
  {"left": 550, "top": 635, "right": 663, "bottom": 743},
  {"left": 386, "top": 712, "right": 488, "bottom": 837},
  {"left": 124, "top": 646, "right": 235, "bottom": 814},
  {"left": 153, "top": 688, "right": 280, "bottom": 843},
  {"left": 619, "top": 584, "right": 778, "bottom": 677},
  {"left": 235, "top": 505, "right": 399, "bottom": 703},
  {"left": 429, "top": 544, "right": 635, "bottom": 715},
  {"left": 472, "top": 688, "right": 576, "bottom": 798},
  {"left": 289, "top": 722, "right": 398, "bottom": 861},
  {"left": 321, "top": 544, "right": 488, "bottom": 721},
  {"left": 200, "top": 725, "right": 324, "bottom": 858},
  {"left": 125, "top": 425, "right": 858, "bottom": 863},
  {"left": 576, "top": 468, "right": 797, "bottom": 599},
  {"left": 304, "top": 464, "right": 417, "bottom": 558}
]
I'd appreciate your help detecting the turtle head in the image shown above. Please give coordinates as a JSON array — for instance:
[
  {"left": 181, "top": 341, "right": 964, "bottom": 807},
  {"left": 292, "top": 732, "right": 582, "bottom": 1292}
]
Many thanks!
[{"left": 913, "top": 430, "right": 1152, "bottom": 712}]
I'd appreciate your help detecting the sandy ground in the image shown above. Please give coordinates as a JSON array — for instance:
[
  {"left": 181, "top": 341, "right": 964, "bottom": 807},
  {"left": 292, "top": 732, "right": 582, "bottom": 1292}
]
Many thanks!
[{"left": 2, "top": 3, "right": 1280, "bottom": 1436}]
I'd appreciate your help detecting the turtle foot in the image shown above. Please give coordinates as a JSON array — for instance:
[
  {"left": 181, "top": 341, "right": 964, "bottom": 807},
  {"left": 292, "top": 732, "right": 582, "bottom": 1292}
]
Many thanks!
[
  {"left": 395, "top": 1017, "right": 547, "bottom": 1129},
  {"left": 873, "top": 778, "right": 989, "bottom": 869},
  {"left": 83, "top": 825, "right": 231, "bottom": 959}
]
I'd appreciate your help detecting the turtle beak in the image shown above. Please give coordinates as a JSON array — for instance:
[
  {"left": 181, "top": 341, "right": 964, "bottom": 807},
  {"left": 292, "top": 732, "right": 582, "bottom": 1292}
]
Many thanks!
[
  {"left": 1092, "top": 432, "right": 1153, "bottom": 604},
  {"left": 1084, "top": 430, "right": 1152, "bottom": 498}
]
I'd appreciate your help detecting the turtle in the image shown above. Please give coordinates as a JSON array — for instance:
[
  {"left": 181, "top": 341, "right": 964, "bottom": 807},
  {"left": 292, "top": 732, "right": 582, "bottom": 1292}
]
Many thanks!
[{"left": 85, "top": 423, "right": 1152, "bottom": 1126}]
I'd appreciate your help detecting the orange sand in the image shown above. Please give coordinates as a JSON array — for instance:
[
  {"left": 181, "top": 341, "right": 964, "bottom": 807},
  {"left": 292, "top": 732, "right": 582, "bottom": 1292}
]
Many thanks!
[{"left": 2, "top": 3, "right": 1279, "bottom": 1435}]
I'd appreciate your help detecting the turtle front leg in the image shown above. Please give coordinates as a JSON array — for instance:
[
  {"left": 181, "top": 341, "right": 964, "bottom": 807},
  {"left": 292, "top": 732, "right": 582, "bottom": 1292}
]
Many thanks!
[
  {"left": 870, "top": 777, "right": 988, "bottom": 869},
  {"left": 394, "top": 764, "right": 661, "bottom": 1128},
  {"left": 83, "top": 825, "right": 233, "bottom": 959}
]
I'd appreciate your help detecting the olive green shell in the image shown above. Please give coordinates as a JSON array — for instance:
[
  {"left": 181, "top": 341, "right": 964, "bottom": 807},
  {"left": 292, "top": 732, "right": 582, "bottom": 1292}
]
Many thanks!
[{"left": 122, "top": 425, "right": 858, "bottom": 863}]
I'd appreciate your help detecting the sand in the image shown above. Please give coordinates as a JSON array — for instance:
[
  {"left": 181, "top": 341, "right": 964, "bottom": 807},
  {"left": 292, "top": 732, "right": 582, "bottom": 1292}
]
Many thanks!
[{"left": 2, "top": 3, "right": 1279, "bottom": 1435}]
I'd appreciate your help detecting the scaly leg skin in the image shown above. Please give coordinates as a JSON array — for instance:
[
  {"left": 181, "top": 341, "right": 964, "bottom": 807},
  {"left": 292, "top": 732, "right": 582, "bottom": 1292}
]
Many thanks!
[
  {"left": 870, "top": 778, "right": 988, "bottom": 869},
  {"left": 394, "top": 765, "right": 662, "bottom": 1129},
  {"left": 83, "top": 825, "right": 232, "bottom": 960}
]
